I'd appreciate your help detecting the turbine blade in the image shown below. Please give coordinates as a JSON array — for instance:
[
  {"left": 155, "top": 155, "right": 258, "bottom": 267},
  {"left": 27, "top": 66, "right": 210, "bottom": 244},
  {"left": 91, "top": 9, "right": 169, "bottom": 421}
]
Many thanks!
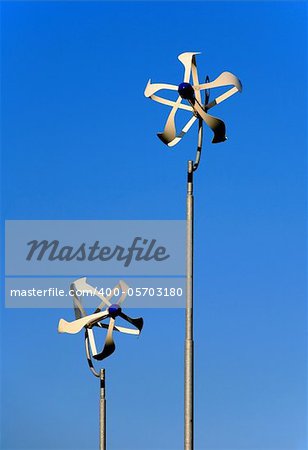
[
  {"left": 178, "top": 52, "right": 200, "bottom": 83},
  {"left": 113, "top": 325, "right": 140, "bottom": 335},
  {"left": 72, "top": 277, "right": 93, "bottom": 295},
  {"left": 93, "top": 318, "right": 116, "bottom": 361},
  {"left": 58, "top": 310, "right": 109, "bottom": 334},
  {"left": 116, "top": 280, "right": 129, "bottom": 306},
  {"left": 119, "top": 312, "right": 144, "bottom": 333},
  {"left": 150, "top": 94, "right": 192, "bottom": 111},
  {"left": 94, "top": 280, "right": 128, "bottom": 313},
  {"left": 196, "top": 71, "right": 242, "bottom": 111},
  {"left": 71, "top": 282, "right": 87, "bottom": 319},
  {"left": 84, "top": 330, "right": 100, "bottom": 377},
  {"left": 73, "top": 277, "right": 112, "bottom": 309},
  {"left": 197, "top": 71, "right": 242, "bottom": 92},
  {"left": 158, "top": 96, "right": 183, "bottom": 144},
  {"left": 167, "top": 115, "right": 197, "bottom": 147},
  {"left": 96, "top": 322, "right": 139, "bottom": 335},
  {"left": 193, "top": 101, "right": 227, "bottom": 143},
  {"left": 86, "top": 327, "right": 98, "bottom": 356},
  {"left": 144, "top": 80, "right": 178, "bottom": 97},
  {"left": 190, "top": 55, "right": 201, "bottom": 104}
]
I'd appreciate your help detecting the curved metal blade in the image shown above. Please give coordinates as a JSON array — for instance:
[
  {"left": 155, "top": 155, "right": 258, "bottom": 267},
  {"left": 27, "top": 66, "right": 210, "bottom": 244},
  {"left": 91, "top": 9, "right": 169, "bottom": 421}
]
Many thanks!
[
  {"left": 113, "top": 325, "right": 140, "bottom": 335},
  {"left": 193, "top": 101, "right": 227, "bottom": 143},
  {"left": 167, "top": 115, "right": 197, "bottom": 147},
  {"left": 116, "top": 280, "right": 129, "bottom": 306},
  {"left": 178, "top": 52, "right": 200, "bottom": 83},
  {"left": 197, "top": 71, "right": 242, "bottom": 92},
  {"left": 93, "top": 318, "right": 116, "bottom": 361},
  {"left": 94, "top": 281, "right": 124, "bottom": 312},
  {"left": 190, "top": 55, "right": 201, "bottom": 104},
  {"left": 96, "top": 322, "right": 139, "bottom": 335},
  {"left": 144, "top": 79, "right": 178, "bottom": 97},
  {"left": 87, "top": 327, "right": 98, "bottom": 355},
  {"left": 74, "top": 277, "right": 130, "bottom": 312},
  {"left": 148, "top": 94, "right": 192, "bottom": 112},
  {"left": 158, "top": 96, "right": 183, "bottom": 144},
  {"left": 85, "top": 329, "right": 100, "bottom": 377},
  {"left": 73, "top": 277, "right": 93, "bottom": 294},
  {"left": 58, "top": 309, "right": 109, "bottom": 334},
  {"left": 119, "top": 312, "right": 144, "bottom": 333},
  {"left": 196, "top": 71, "right": 242, "bottom": 111},
  {"left": 72, "top": 277, "right": 112, "bottom": 309},
  {"left": 70, "top": 282, "right": 87, "bottom": 319}
]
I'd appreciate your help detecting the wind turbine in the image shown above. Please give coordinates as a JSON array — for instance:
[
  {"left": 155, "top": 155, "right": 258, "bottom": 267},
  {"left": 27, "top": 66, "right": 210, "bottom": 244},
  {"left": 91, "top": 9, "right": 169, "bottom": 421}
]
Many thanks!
[
  {"left": 58, "top": 278, "right": 143, "bottom": 449},
  {"left": 145, "top": 51, "right": 242, "bottom": 450}
]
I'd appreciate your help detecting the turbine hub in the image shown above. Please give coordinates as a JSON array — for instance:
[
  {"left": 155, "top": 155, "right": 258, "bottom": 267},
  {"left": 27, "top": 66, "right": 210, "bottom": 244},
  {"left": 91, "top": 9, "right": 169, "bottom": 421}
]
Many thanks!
[
  {"left": 178, "top": 82, "right": 195, "bottom": 101},
  {"left": 108, "top": 304, "right": 122, "bottom": 318}
]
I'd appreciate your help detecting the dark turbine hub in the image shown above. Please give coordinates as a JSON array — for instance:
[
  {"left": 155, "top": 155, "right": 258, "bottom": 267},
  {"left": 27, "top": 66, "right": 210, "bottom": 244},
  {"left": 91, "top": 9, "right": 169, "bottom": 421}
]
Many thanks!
[
  {"left": 108, "top": 303, "right": 122, "bottom": 318},
  {"left": 178, "top": 82, "right": 195, "bottom": 101}
]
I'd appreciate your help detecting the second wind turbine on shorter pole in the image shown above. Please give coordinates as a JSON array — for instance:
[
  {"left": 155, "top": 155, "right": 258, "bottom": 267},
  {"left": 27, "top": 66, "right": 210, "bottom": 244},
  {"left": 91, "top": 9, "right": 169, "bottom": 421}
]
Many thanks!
[{"left": 58, "top": 278, "right": 144, "bottom": 450}]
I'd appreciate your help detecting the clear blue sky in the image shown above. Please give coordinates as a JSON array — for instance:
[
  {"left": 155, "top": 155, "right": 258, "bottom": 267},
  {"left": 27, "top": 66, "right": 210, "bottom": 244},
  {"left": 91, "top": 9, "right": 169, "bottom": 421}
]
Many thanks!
[{"left": 1, "top": 2, "right": 306, "bottom": 449}]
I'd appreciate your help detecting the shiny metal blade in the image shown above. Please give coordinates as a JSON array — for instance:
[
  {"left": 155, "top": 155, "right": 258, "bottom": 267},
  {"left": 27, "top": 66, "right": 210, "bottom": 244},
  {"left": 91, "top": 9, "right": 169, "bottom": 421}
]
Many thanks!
[
  {"left": 193, "top": 101, "right": 227, "bottom": 143},
  {"left": 178, "top": 52, "right": 200, "bottom": 83},
  {"left": 119, "top": 312, "right": 144, "bottom": 333},
  {"left": 58, "top": 310, "right": 109, "bottom": 334},
  {"left": 93, "top": 318, "right": 116, "bottom": 361},
  {"left": 144, "top": 79, "right": 178, "bottom": 97},
  {"left": 158, "top": 96, "right": 183, "bottom": 144}
]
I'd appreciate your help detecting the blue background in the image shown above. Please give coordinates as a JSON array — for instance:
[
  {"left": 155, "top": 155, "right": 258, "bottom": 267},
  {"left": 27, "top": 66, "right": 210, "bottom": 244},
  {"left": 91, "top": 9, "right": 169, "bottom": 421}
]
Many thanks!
[{"left": 1, "top": 2, "right": 307, "bottom": 449}]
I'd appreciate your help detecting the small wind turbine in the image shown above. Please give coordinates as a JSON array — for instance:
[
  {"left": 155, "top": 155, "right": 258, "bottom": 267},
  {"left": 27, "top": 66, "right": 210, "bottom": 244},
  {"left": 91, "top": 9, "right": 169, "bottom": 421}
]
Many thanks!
[
  {"left": 58, "top": 278, "right": 143, "bottom": 449},
  {"left": 145, "top": 52, "right": 242, "bottom": 450}
]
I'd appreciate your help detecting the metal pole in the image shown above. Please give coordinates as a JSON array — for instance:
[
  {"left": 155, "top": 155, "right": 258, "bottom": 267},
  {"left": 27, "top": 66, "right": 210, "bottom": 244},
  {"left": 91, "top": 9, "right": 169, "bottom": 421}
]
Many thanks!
[
  {"left": 99, "top": 369, "right": 106, "bottom": 450},
  {"left": 185, "top": 160, "right": 194, "bottom": 450}
]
